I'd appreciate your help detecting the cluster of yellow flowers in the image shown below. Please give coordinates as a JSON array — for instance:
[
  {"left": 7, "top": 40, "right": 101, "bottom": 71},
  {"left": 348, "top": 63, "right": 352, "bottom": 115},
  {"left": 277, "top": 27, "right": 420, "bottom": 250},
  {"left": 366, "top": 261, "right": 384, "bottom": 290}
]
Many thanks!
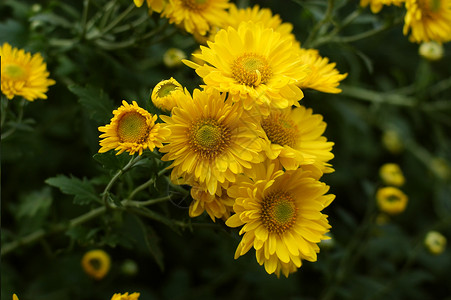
[
  {"left": 376, "top": 163, "right": 408, "bottom": 216},
  {"left": 360, "top": 0, "right": 451, "bottom": 45},
  {"left": 98, "top": 2, "right": 348, "bottom": 277}
]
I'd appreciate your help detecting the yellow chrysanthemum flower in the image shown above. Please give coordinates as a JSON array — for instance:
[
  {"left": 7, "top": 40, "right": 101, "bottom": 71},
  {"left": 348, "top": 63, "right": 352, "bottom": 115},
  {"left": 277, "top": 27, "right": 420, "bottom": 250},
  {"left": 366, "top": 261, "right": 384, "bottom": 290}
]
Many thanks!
[
  {"left": 111, "top": 292, "right": 141, "bottom": 300},
  {"left": 260, "top": 106, "right": 334, "bottom": 173},
  {"left": 360, "top": 0, "right": 405, "bottom": 13},
  {"left": 183, "top": 21, "right": 307, "bottom": 114},
  {"left": 379, "top": 163, "right": 405, "bottom": 186},
  {"left": 225, "top": 4, "right": 295, "bottom": 40},
  {"left": 98, "top": 100, "right": 170, "bottom": 155},
  {"left": 133, "top": 0, "right": 165, "bottom": 13},
  {"left": 151, "top": 78, "right": 186, "bottom": 112},
  {"left": 81, "top": 249, "right": 111, "bottom": 280},
  {"left": 190, "top": 185, "right": 234, "bottom": 221},
  {"left": 1, "top": 42, "right": 55, "bottom": 101},
  {"left": 424, "top": 231, "right": 447, "bottom": 255},
  {"left": 226, "top": 161, "right": 334, "bottom": 277},
  {"left": 296, "top": 48, "right": 347, "bottom": 94},
  {"left": 161, "top": 0, "right": 230, "bottom": 36},
  {"left": 159, "top": 89, "right": 262, "bottom": 195},
  {"left": 376, "top": 187, "right": 408, "bottom": 215},
  {"left": 13, "top": 294, "right": 19, "bottom": 300},
  {"left": 403, "top": 0, "right": 451, "bottom": 43}
]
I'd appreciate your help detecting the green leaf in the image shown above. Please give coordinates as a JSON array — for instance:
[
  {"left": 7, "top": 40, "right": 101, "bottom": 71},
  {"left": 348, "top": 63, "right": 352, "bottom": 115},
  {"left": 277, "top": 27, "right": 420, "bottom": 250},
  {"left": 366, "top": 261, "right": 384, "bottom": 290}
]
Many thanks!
[
  {"left": 93, "top": 151, "right": 131, "bottom": 170},
  {"left": 17, "top": 187, "right": 53, "bottom": 219},
  {"left": 46, "top": 175, "right": 100, "bottom": 205},
  {"left": 68, "top": 85, "right": 114, "bottom": 125},
  {"left": 143, "top": 224, "right": 165, "bottom": 271}
]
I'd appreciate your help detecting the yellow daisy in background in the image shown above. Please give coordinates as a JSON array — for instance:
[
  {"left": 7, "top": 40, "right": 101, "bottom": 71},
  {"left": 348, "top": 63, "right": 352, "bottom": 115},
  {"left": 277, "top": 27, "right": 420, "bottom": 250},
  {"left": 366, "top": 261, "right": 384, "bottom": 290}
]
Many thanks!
[
  {"left": 161, "top": 0, "right": 230, "bottom": 36},
  {"left": 225, "top": 4, "right": 295, "bottom": 40},
  {"left": 1, "top": 42, "right": 55, "bottom": 101},
  {"left": 376, "top": 186, "right": 408, "bottom": 215},
  {"left": 296, "top": 48, "right": 347, "bottom": 94},
  {"left": 424, "top": 231, "right": 447, "bottom": 255},
  {"left": 226, "top": 161, "right": 334, "bottom": 277},
  {"left": 81, "top": 249, "right": 111, "bottom": 280},
  {"left": 151, "top": 77, "right": 186, "bottom": 112},
  {"left": 403, "top": 0, "right": 451, "bottom": 43},
  {"left": 183, "top": 21, "right": 307, "bottom": 114},
  {"left": 159, "top": 89, "right": 262, "bottom": 195},
  {"left": 98, "top": 100, "right": 170, "bottom": 155},
  {"left": 111, "top": 292, "right": 141, "bottom": 300},
  {"left": 13, "top": 295, "right": 19, "bottom": 300},
  {"left": 379, "top": 163, "right": 405, "bottom": 186},
  {"left": 133, "top": 0, "right": 165, "bottom": 13},
  {"left": 190, "top": 185, "right": 234, "bottom": 221},
  {"left": 360, "top": 0, "right": 405, "bottom": 13},
  {"left": 260, "top": 106, "right": 334, "bottom": 173}
]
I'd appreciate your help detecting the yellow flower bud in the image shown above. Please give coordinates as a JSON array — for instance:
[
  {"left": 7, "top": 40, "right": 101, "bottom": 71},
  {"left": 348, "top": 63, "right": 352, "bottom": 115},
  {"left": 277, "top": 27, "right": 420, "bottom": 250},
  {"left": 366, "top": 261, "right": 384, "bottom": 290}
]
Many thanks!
[
  {"left": 163, "top": 48, "right": 186, "bottom": 68},
  {"left": 379, "top": 163, "right": 405, "bottom": 187},
  {"left": 419, "top": 41, "right": 444, "bottom": 61},
  {"left": 382, "top": 130, "right": 404, "bottom": 154},
  {"left": 424, "top": 231, "right": 447, "bottom": 255},
  {"left": 376, "top": 187, "right": 408, "bottom": 215},
  {"left": 81, "top": 249, "right": 111, "bottom": 280}
]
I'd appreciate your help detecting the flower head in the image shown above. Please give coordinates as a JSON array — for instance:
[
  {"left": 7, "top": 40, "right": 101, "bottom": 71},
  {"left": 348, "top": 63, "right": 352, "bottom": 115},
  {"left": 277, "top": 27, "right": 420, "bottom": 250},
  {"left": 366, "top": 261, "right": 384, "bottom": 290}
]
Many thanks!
[
  {"left": 403, "top": 0, "right": 451, "bottom": 43},
  {"left": 260, "top": 106, "right": 334, "bottom": 173},
  {"left": 360, "top": 0, "right": 405, "bottom": 13},
  {"left": 81, "top": 249, "right": 111, "bottom": 280},
  {"left": 98, "top": 100, "right": 170, "bottom": 155},
  {"left": 226, "top": 161, "right": 334, "bottom": 277},
  {"left": 376, "top": 187, "right": 408, "bottom": 215},
  {"left": 151, "top": 78, "right": 186, "bottom": 112},
  {"left": 160, "top": 89, "right": 262, "bottom": 195},
  {"left": 379, "top": 163, "right": 405, "bottom": 186},
  {"left": 1, "top": 42, "right": 55, "bottom": 101},
  {"left": 183, "top": 21, "right": 307, "bottom": 113},
  {"left": 190, "top": 185, "right": 234, "bottom": 221},
  {"left": 13, "top": 295, "right": 19, "bottom": 300},
  {"left": 161, "top": 0, "right": 230, "bottom": 36},
  {"left": 133, "top": 0, "right": 165, "bottom": 13},
  {"left": 111, "top": 292, "right": 140, "bottom": 300},
  {"left": 424, "top": 231, "right": 447, "bottom": 255}
]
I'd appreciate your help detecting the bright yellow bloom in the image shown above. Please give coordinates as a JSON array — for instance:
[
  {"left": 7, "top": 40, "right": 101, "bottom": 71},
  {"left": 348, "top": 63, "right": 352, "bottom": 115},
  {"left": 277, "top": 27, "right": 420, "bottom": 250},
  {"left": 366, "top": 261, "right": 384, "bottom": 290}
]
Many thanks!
[
  {"left": 403, "top": 0, "right": 451, "bottom": 43},
  {"left": 111, "top": 292, "right": 140, "bottom": 300},
  {"left": 419, "top": 41, "right": 444, "bottom": 60},
  {"left": 260, "top": 106, "right": 334, "bottom": 173},
  {"left": 183, "top": 21, "right": 307, "bottom": 114},
  {"left": 98, "top": 100, "right": 170, "bottom": 155},
  {"left": 424, "top": 231, "right": 447, "bottom": 255},
  {"left": 13, "top": 294, "right": 19, "bottom": 300},
  {"left": 133, "top": 0, "right": 165, "bottom": 13},
  {"left": 226, "top": 161, "right": 334, "bottom": 277},
  {"left": 190, "top": 185, "right": 234, "bottom": 221},
  {"left": 159, "top": 89, "right": 262, "bottom": 195},
  {"left": 225, "top": 4, "right": 295, "bottom": 40},
  {"left": 151, "top": 78, "right": 186, "bottom": 112},
  {"left": 376, "top": 187, "right": 408, "bottom": 215},
  {"left": 379, "top": 163, "right": 405, "bottom": 186},
  {"left": 296, "top": 48, "right": 347, "bottom": 94},
  {"left": 81, "top": 249, "right": 111, "bottom": 280},
  {"left": 360, "top": 0, "right": 405, "bottom": 13},
  {"left": 1, "top": 42, "right": 55, "bottom": 101},
  {"left": 161, "top": 0, "right": 230, "bottom": 36},
  {"left": 163, "top": 48, "right": 187, "bottom": 68}
]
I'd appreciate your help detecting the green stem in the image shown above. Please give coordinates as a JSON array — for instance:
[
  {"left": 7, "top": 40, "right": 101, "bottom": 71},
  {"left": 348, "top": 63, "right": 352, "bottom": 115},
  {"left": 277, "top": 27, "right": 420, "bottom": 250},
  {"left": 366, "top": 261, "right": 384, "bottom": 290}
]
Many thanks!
[
  {"left": 1, "top": 95, "right": 9, "bottom": 128},
  {"left": 127, "top": 177, "right": 156, "bottom": 201},
  {"left": 100, "top": 3, "right": 135, "bottom": 36},
  {"left": 1, "top": 98, "right": 27, "bottom": 140},
  {"left": 340, "top": 85, "right": 417, "bottom": 106},
  {"left": 79, "top": 0, "right": 90, "bottom": 39},
  {"left": 304, "top": 0, "right": 335, "bottom": 48}
]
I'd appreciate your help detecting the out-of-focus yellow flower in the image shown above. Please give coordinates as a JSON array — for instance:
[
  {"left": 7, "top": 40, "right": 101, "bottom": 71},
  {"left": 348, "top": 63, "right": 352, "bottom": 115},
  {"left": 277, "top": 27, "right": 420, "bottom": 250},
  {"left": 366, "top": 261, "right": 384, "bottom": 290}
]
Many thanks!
[
  {"left": 163, "top": 48, "right": 186, "bottom": 68},
  {"left": 376, "top": 187, "right": 408, "bottom": 215},
  {"left": 431, "top": 157, "right": 451, "bottom": 180},
  {"left": 360, "top": 0, "right": 404, "bottom": 13},
  {"left": 424, "top": 231, "right": 447, "bottom": 255},
  {"left": 81, "top": 249, "right": 111, "bottom": 280},
  {"left": 111, "top": 292, "right": 140, "bottom": 300},
  {"left": 379, "top": 163, "right": 405, "bottom": 186},
  {"left": 419, "top": 41, "right": 444, "bottom": 61},
  {"left": 1, "top": 42, "right": 55, "bottom": 101},
  {"left": 133, "top": 0, "right": 165, "bottom": 13},
  {"left": 382, "top": 130, "right": 404, "bottom": 154},
  {"left": 13, "top": 294, "right": 19, "bottom": 300}
]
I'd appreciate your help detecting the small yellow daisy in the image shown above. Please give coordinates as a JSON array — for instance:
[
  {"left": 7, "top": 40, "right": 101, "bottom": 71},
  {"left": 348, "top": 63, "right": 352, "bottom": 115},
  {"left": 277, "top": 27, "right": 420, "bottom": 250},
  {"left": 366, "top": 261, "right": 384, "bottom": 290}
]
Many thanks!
[
  {"left": 1, "top": 42, "right": 55, "bottom": 101},
  {"left": 379, "top": 163, "right": 405, "bottom": 186},
  {"left": 260, "top": 106, "right": 334, "bottom": 173},
  {"left": 403, "top": 0, "right": 451, "bottom": 43},
  {"left": 151, "top": 78, "right": 186, "bottom": 112},
  {"left": 81, "top": 249, "right": 111, "bottom": 280},
  {"left": 226, "top": 161, "right": 334, "bottom": 277},
  {"left": 376, "top": 187, "right": 408, "bottom": 215},
  {"left": 98, "top": 100, "right": 170, "bottom": 155}
]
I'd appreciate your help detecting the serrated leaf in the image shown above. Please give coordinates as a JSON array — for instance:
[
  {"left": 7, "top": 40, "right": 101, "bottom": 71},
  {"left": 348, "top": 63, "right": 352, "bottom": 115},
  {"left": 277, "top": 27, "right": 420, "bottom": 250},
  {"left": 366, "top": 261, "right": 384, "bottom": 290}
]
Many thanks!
[
  {"left": 68, "top": 85, "right": 114, "bottom": 124},
  {"left": 46, "top": 175, "right": 100, "bottom": 205},
  {"left": 93, "top": 151, "right": 131, "bottom": 170}
]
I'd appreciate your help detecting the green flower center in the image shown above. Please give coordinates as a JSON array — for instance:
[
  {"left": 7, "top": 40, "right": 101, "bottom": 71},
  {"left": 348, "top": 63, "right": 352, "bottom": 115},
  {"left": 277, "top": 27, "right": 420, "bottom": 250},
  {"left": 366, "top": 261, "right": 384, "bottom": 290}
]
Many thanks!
[
  {"left": 89, "top": 258, "right": 102, "bottom": 270},
  {"left": 117, "top": 111, "right": 149, "bottom": 143},
  {"left": 157, "top": 83, "right": 179, "bottom": 98},
  {"left": 4, "top": 64, "right": 26, "bottom": 80},
  {"left": 231, "top": 53, "right": 272, "bottom": 87},
  {"left": 261, "top": 113, "right": 297, "bottom": 147},
  {"left": 261, "top": 190, "right": 297, "bottom": 234},
  {"left": 189, "top": 118, "right": 231, "bottom": 160}
]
